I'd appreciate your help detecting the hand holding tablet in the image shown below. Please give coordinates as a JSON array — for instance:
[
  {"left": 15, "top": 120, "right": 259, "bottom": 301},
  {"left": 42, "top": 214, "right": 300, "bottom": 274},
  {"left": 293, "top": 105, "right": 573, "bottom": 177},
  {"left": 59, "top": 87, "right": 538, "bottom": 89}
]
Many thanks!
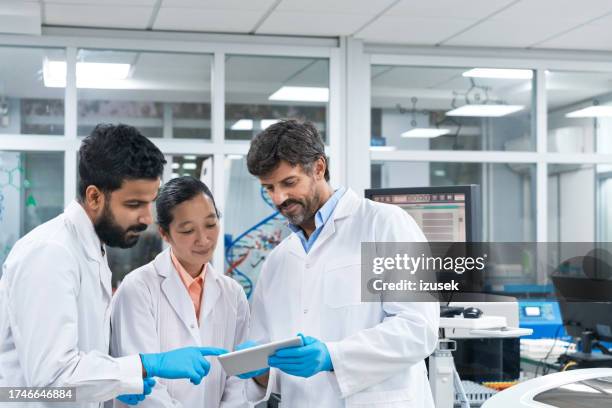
[{"left": 218, "top": 336, "right": 304, "bottom": 376}]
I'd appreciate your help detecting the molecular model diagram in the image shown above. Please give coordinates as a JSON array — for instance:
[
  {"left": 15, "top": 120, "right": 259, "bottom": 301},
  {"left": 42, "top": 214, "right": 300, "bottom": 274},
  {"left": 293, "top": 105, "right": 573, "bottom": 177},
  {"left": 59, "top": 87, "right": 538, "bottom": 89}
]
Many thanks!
[
  {"left": 0, "top": 158, "right": 36, "bottom": 265},
  {"left": 225, "top": 186, "right": 289, "bottom": 298}
]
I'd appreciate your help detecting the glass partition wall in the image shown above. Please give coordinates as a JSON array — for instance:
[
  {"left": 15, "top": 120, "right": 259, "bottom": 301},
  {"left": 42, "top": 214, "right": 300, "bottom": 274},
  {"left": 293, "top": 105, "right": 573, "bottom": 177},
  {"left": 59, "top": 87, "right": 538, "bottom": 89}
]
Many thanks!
[{"left": 3, "top": 32, "right": 612, "bottom": 295}]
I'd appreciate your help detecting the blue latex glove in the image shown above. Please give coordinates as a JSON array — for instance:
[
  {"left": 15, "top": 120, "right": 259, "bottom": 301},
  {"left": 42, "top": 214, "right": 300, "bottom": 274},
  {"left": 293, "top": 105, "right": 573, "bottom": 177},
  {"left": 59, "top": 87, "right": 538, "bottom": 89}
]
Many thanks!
[
  {"left": 140, "top": 347, "right": 228, "bottom": 385},
  {"left": 268, "top": 334, "right": 333, "bottom": 378},
  {"left": 234, "top": 340, "right": 270, "bottom": 379},
  {"left": 117, "top": 377, "right": 156, "bottom": 406}
]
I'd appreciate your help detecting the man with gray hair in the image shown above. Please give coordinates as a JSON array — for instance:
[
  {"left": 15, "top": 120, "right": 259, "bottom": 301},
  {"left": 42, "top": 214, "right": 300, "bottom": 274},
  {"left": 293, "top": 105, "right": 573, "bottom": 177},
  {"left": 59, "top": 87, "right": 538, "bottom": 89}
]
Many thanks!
[{"left": 237, "top": 119, "right": 439, "bottom": 408}]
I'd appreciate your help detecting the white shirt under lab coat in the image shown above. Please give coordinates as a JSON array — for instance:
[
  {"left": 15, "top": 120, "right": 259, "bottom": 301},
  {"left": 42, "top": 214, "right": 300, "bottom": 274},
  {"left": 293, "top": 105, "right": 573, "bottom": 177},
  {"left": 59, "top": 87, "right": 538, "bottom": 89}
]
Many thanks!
[
  {"left": 248, "top": 188, "right": 440, "bottom": 408},
  {"left": 0, "top": 201, "right": 144, "bottom": 408},
  {"left": 110, "top": 248, "right": 249, "bottom": 408}
]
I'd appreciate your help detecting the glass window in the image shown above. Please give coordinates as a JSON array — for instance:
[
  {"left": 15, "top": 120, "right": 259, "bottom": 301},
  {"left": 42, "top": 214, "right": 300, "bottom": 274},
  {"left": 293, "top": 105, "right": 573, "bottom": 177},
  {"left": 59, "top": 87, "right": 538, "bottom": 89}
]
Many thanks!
[
  {"left": 0, "top": 47, "right": 65, "bottom": 136},
  {"left": 224, "top": 155, "right": 291, "bottom": 297},
  {"left": 548, "top": 163, "right": 612, "bottom": 242},
  {"left": 225, "top": 55, "right": 329, "bottom": 141},
  {"left": 76, "top": 49, "right": 212, "bottom": 139},
  {"left": 547, "top": 71, "right": 612, "bottom": 154},
  {"left": 108, "top": 154, "right": 213, "bottom": 288},
  {"left": 371, "top": 161, "right": 536, "bottom": 241},
  {"left": 0, "top": 151, "right": 64, "bottom": 267},
  {"left": 371, "top": 66, "right": 534, "bottom": 151}
]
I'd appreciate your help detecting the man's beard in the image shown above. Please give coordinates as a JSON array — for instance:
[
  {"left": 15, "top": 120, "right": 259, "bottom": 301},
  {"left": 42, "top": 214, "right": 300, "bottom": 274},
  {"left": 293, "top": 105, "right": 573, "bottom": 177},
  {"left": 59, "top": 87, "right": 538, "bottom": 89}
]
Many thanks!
[
  {"left": 277, "top": 185, "right": 321, "bottom": 227},
  {"left": 94, "top": 203, "right": 147, "bottom": 249}
]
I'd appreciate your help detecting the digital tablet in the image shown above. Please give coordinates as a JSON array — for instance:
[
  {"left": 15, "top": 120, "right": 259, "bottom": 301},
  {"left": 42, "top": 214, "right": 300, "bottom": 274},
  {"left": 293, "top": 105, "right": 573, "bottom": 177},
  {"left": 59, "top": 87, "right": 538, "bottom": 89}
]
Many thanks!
[{"left": 218, "top": 336, "right": 304, "bottom": 376}]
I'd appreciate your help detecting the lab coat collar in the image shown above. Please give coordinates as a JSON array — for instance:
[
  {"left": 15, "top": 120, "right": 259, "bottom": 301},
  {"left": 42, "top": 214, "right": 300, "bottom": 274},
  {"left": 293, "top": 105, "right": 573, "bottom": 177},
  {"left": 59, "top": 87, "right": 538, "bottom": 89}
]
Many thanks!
[
  {"left": 287, "top": 188, "right": 361, "bottom": 258},
  {"left": 64, "top": 200, "right": 104, "bottom": 262},
  {"left": 199, "top": 264, "right": 220, "bottom": 323},
  {"left": 331, "top": 187, "right": 361, "bottom": 220},
  {"left": 64, "top": 200, "right": 113, "bottom": 300},
  {"left": 154, "top": 248, "right": 221, "bottom": 342}
]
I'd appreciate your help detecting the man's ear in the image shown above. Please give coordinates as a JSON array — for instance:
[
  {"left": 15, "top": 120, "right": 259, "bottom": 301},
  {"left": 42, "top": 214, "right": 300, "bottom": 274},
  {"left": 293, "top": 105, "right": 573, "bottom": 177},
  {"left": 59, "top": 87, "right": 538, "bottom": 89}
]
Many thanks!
[
  {"left": 84, "top": 185, "right": 105, "bottom": 212},
  {"left": 314, "top": 157, "right": 327, "bottom": 180}
]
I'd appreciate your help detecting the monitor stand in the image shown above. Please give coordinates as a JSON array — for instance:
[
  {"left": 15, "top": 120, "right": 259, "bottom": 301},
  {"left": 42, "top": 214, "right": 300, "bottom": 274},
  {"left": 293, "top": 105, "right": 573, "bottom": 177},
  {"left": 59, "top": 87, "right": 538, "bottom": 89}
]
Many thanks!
[{"left": 560, "top": 331, "right": 612, "bottom": 368}]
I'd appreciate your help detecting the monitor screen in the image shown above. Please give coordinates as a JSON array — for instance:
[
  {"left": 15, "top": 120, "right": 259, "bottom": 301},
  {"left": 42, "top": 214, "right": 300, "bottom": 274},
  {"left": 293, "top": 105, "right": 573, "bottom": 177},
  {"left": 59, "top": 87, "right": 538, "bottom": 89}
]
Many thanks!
[{"left": 368, "top": 191, "right": 468, "bottom": 242}]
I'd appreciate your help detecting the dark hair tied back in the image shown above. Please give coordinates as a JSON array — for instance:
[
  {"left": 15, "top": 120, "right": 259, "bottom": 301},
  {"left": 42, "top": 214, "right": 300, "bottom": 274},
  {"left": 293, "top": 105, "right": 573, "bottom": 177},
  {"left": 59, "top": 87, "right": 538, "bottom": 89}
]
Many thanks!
[{"left": 156, "top": 176, "right": 219, "bottom": 232}]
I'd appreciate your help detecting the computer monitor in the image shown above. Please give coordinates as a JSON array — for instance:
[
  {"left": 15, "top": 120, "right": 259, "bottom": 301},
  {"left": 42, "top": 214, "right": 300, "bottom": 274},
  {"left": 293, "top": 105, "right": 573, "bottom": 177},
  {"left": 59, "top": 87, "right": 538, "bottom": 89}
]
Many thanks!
[
  {"left": 552, "top": 275, "right": 612, "bottom": 342},
  {"left": 552, "top": 275, "right": 612, "bottom": 367},
  {"left": 365, "top": 185, "right": 481, "bottom": 242}
]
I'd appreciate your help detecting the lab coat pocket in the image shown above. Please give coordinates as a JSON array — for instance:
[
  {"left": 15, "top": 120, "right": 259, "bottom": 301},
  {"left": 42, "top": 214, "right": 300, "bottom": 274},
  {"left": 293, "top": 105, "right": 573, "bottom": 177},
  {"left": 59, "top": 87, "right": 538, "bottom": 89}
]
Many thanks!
[
  {"left": 324, "top": 262, "right": 362, "bottom": 308},
  {"left": 346, "top": 388, "right": 413, "bottom": 407}
]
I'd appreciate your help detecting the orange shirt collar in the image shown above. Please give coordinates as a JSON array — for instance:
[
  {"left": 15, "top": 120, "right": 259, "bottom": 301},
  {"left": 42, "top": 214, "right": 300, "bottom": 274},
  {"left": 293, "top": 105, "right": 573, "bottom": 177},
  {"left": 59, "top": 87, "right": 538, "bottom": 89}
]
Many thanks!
[{"left": 170, "top": 249, "right": 206, "bottom": 320}]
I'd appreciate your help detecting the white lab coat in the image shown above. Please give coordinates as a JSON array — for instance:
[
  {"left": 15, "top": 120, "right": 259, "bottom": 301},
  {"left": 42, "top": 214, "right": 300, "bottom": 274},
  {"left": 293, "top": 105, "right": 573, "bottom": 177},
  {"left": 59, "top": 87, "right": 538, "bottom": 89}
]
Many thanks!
[
  {"left": 0, "top": 201, "right": 143, "bottom": 408},
  {"left": 110, "top": 248, "right": 249, "bottom": 408},
  {"left": 247, "top": 188, "right": 440, "bottom": 408}
]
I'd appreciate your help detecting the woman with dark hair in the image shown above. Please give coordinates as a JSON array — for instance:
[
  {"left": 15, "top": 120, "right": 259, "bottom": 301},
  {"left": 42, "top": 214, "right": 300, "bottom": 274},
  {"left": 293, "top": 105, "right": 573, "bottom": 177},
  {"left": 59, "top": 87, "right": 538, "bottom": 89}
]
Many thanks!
[{"left": 110, "top": 176, "right": 249, "bottom": 408}]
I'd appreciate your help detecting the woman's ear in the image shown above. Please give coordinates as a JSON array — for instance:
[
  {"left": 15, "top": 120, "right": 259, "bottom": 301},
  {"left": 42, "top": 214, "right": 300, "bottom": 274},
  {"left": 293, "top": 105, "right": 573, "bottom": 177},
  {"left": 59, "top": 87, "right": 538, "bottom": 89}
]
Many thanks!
[{"left": 158, "top": 226, "right": 170, "bottom": 243}]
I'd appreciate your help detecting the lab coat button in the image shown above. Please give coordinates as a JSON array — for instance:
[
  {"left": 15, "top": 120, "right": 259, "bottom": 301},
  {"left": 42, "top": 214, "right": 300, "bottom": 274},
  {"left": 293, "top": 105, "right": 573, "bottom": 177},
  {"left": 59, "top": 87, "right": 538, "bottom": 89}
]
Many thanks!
[
  {"left": 303, "top": 308, "right": 309, "bottom": 314},
  {"left": 190, "top": 324, "right": 196, "bottom": 329},
  {"left": 305, "top": 263, "right": 311, "bottom": 268}
]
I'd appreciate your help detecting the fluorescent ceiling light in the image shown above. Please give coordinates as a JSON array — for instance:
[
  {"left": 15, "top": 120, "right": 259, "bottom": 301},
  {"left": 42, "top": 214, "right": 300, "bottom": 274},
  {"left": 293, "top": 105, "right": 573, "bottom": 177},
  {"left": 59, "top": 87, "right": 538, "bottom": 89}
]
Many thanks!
[
  {"left": 401, "top": 128, "right": 450, "bottom": 138},
  {"left": 231, "top": 119, "right": 279, "bottom": 130},
  {"left": 260, "top": 119, "right": 279, "bottom": 129},
  {"left": 565, "top": 106, "right": 612, "bottom": 118},
  {"left": 183, "top": 155, "right": 197, "bottom": 160},
  {"left": 227, "top": 154, "right": 244, "bottom": 160},
  {"left": 269, "top": 86, "right": 329, "bottom": 102},
  {"left": 231, "top": 119, "right": 253, "bottom": 130},
  {"left": 43, "top": 60, "right": 66, "bottom": 87},
  {"left": 171, "top": 163, "right": 180, "bottom": 169},
  {"left": 462, "top": 68, "right": 533, "bottom": 80},
  {"left": 182, "top": 163, "right": 197, "bottom": 170},
  {"left": 446, "top": 104, "right": 524, "bottom": 117},
  {"left": 369, "top": 146, "right": 397, "bottom": 151},
  {"left": 43, "top": 60, "right": 131, "bottom": 88}
]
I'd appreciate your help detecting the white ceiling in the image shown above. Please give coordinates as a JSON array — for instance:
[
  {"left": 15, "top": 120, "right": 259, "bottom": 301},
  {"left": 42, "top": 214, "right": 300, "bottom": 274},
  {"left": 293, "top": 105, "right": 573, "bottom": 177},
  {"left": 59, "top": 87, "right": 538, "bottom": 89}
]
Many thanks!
[
  {"left": 4, "top": 0, "right": 612, "bottom": 115},
  {"left": 4, "top": 0, "right": 612, "bottom": 51}
]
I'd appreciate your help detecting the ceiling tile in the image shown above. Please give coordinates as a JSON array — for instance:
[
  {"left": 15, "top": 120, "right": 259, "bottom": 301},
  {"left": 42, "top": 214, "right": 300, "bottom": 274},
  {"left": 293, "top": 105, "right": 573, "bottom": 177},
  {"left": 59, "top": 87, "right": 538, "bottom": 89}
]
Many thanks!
[
  {"left": 443, "top": 18, "right": 579, "bottom": 47},
  {"left": 154, "top": 8, "right": 263, "bottom": 32},
  {"left": 490, "top": 0, "right": 612, "bottom": 22},
  {"left": 535, "top": 16, "right": 612, "bottom": 51},
  {"left": 44, "top": 4, "right": 152, "bottom": 28},
  {"left": 158, "top": 0, "right": 277, "bottom": 10},
  {"left": 356, "top": 16, "right": 475, "bottom": 45},
  {"left": 0, "top": 1, "right": 40, "bottom": 35},
  {"left": 257, "top": 11, "right": 372, "bottom": 36},
  {"left": 276, "top": 0, "right": 397, "bottom": 14},
  {"left": 388, "top": 0, "right": 515, "bottom": 19},
  {"left": 43, "top": 0, "right": 155, "bottom": 5}
]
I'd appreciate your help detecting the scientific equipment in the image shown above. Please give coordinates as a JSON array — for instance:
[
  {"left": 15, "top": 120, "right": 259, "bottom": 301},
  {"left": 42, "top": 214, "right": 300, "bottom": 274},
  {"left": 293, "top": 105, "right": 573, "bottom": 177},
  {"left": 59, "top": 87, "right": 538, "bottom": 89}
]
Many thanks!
[
  {"left": 552, "top": 275, "right": 612, "bottom": 368},
  {"left": 430, "top": 299, "right": 532, "bottom": 407},
  {"left": 365, "top": 185, "right": 481, "bottom": 242},
  {"left": 482, "top": 368, "right": 612, "bottom": 408},
  {"left": 518, "top": 300, "right": 568, "bottom": 340}
]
